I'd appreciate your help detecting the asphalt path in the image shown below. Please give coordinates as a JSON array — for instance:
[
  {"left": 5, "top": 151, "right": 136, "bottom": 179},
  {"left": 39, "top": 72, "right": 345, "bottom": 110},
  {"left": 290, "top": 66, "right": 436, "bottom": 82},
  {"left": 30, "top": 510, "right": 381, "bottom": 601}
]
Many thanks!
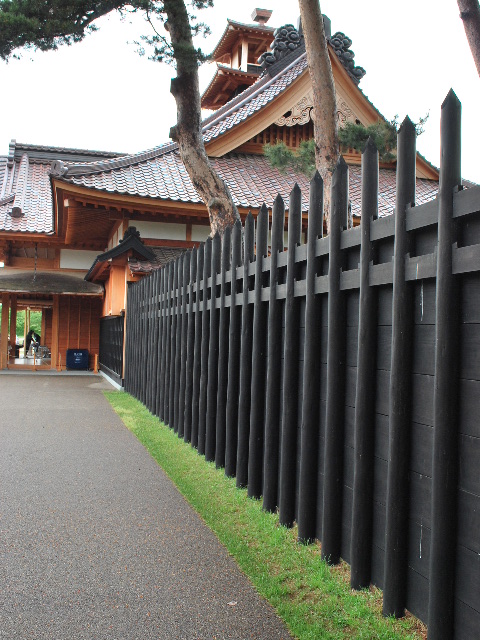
[{"left": 0, "top": 374, "right": 291, "bottom": 640}]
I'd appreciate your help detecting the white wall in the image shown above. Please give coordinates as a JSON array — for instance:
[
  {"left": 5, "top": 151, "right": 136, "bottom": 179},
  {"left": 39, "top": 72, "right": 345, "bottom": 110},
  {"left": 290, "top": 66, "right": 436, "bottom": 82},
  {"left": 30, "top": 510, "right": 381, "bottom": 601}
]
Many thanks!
[
  {"left": 133, "top": 221, "right": 186, "bottom": 241},
  {"left": 191, "top": 225, "right": 210, "bottom": 242},
  {"left": 60, "top": 249, "right": 100, "bottom": 270}
]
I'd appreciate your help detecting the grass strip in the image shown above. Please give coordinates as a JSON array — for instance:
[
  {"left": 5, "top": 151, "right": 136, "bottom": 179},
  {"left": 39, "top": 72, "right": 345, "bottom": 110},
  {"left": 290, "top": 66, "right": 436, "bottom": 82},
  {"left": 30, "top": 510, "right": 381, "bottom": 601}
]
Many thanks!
[{"left": 105, "top": 391, "right": 426, "bottom": 640}]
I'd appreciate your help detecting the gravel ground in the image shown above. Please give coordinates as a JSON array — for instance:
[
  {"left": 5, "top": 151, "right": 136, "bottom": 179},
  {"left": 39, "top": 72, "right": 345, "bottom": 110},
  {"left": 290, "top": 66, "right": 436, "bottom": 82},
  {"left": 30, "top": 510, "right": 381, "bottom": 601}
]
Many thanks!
[{"left": 0, "top": 374, "right": 292, "bottom": 640}]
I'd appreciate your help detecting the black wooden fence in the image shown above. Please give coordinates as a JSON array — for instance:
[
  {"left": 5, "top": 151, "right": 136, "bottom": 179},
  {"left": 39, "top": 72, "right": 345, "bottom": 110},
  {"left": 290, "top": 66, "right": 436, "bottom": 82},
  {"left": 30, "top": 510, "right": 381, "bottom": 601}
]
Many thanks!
[
  {"left": 99, "top": 315, "right": 124, "bottom": 385},
  {"left": 124, "top": 92, "right": 479, "bottom": 639}
]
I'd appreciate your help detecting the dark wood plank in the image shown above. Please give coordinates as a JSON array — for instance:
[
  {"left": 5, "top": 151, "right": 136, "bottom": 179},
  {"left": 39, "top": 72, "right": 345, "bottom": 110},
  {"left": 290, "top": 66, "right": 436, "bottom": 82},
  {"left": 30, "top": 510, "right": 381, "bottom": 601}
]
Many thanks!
[
  {"left": 457, "top": 488, "right": 480, "bottom": 553},
  {"left": 455, "top": 545, "right": 480, "bottom": 614}
]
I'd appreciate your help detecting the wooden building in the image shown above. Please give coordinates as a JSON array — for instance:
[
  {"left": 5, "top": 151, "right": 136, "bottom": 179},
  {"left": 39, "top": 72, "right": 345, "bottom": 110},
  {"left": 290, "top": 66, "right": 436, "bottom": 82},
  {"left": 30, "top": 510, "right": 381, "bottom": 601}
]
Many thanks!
[{"left": 0, "top": 9, "right": 441, "bottom": 381}]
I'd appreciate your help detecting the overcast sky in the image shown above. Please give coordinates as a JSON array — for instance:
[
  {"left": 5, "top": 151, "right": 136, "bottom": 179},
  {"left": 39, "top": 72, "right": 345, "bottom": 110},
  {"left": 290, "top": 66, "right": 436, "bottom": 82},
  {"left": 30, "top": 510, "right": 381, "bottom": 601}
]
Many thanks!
[{"left": 0, "top": 0, "right": 478, "bottom": 182}]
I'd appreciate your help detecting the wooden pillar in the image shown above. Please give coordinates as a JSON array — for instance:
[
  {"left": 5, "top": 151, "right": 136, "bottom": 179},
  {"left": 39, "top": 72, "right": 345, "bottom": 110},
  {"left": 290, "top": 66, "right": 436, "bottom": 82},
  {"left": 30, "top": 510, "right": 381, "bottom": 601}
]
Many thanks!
[
  {"left": 383, "top": 118, "right": 416, "bottom": 617},
  {"left": 51, "top": 295, "right": 60, "bottom": 370},
  {"left": 263, "top": 193, "right": 285, "bottom": 513},
  {"left": 10, "top": 295, "right": 17, "bottom": 354},
  {"left": 1, "top": 294, "right": 10, "bottom": 369},
  {"left": 24, "top": 308, "right": 29, "bottom": 353},
  {"left": 322, "top": 157, "right": 349, "bottom": 563},
  {"left": 241, "top": 38, "right": 249, "bottom": 71},
  {"left": 350, "top": 139, "right": 379, "bottom": 587},
  {"left": 297, "top": 171, "right": 324, "bottom": 543},
  {"left": 428, "top": 90, "right": 462, "bottom": 640}
]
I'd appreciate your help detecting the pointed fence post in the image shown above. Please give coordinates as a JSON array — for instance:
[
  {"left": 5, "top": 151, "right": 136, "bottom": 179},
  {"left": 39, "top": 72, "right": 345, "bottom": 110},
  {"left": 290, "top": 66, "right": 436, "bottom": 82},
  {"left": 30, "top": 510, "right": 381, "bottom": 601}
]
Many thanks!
[
  {"left": 263, "top": 193, "right": 285, "bottom": 513},
  {"left": 215, "top": 226, "right": 232, "bottom": 468},
  {"left": 248, "top": 204, "right": 269, "bottom": 499},
  {"left": 297, "top": 171, "right": 324, "bottom": 543},
  {"left": 351, "top": 138, "right": 379, "bottom": 587},
  {"left": 140, "top": 276, "right": 149, "bottom": 407},
  {"left": 156, "top": 266, "right": 166, "bottom": 418},
  {"left": 205, "top": 233, "right": 222, "bottom": 461},
  {"left": 159, "top": 264, "right": 169, "bottom": 421},
  {"left": 150, "top": 269, "right": 160, "bottom": 416},
  {"left": 145, "top": 273, "right": 154, "bottom": 412},
  {"left": 173, "top": 254, "right": 184, "bottom": 432},
  {"left": 191, "top": 244, "right": 205, "bottom": 448},
  {"left": 279, "top": 184, "right": 303, "bottom": 526},
  {"left": 184, "top": 247, "right": 197, "bottom": 443},
  {"left": 383, "top": 117, "right": 416, "bottom": 617},
  {"left": 225, "top": 220, "right": 243, "bottom": 477},
  {"left": 236, "top": 213, "right": 255, "bottom": 487},
  {"left": 322, "top": 157, "right": 349, "bottom": 563},
  {"left": 124, "top": 284, "right": 134, "bottom": 394},
  {"left": 178, "top": 251, "right": 191, "bottom": 438},
  {"left": 169, "top": 259, "right": 179, "bottom": 429},
  {"left": 428, "top": 90, "right": 462, "bottom": 640},
  {"left": 198, "top": 237, "right": 212, "bottom": 455},
  {"left": 164, "top": 262, "right": 174, "bottom": 424}
]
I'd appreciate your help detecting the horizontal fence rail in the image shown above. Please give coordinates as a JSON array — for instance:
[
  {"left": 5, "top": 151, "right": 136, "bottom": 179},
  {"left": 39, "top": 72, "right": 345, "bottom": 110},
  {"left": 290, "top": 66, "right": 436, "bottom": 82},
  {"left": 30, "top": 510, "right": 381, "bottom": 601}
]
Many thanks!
[{"left": 124, "top": 92, "right": 480, "bottom": 639}]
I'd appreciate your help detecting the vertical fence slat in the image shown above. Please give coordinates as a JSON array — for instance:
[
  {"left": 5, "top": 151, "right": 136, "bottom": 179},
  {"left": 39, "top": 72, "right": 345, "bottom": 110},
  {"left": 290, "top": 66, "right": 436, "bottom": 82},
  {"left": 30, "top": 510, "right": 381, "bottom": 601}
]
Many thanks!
[
  {"left": 215, "top": 226, "right": 232, "bottom": 469},
  {"left": 383, "top": 117, "right": 416, "bottom": 617},
  {"left": 155, "top": 267, "right": 165, "bottom": 420},
  {"left": 236, "top": 213, "right": 255, "bottom": 488},
  {"left": 164, "top": 262, "right": 174, "bottom": 425},
  {"left": 248, "top": 204, "right": 269, "bottom": 499},
  {"left": 146, "top": 272, "right": 155, "bottom": 413},
  {"left": 178, "top": 251, "right": 191, "bottom": 438},
  {"left": 124, "top": 283, "right": 132, "bottom": 393},
  {"left": 140, "top": 278, "right": 148, "bottom": 407},
  {"left": 206, "top": 233, "right": 222, "bottom": 461},
  {"left": 198, "top": 236, "right": 212, "bottom": 455},
  {"left": 351, "top": 139, "right": 379, "bottom": 587},
  {"left": 297, "top": 171, "right": 324, "bottom": 543},
  {"left": 225, "top": 220, "right": 243, "bottom": 477},
  {"left": 173, "top": 256, "right": 183, "bottom": 432},
  {"left": 428, "top": 90, "right": 462, "bottom": 640},
  {"left": 191, "top": 244, "right": 205, "bottom": 448},
  {"left": 322, "top": 157, "right": 349, "bottom": 563},
  {"left": 184, "top": 247, "right": 197, "bottom": 443},
  {"left": 150, "top": 269, "right": 160, "bottom": 416},
  {"left": 279, "top": 184, "right": 303, "bottom": 526},
  {"left": 263, "top": 194, "right": 286, "bottom": 513},
  {"left": 159, "top": 263, "right": 169, "bottom": 421}
]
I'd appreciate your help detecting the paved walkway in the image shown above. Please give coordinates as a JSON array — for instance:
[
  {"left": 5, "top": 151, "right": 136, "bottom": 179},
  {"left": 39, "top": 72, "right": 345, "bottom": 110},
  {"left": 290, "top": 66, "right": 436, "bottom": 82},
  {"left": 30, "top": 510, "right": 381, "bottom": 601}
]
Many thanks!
[{"left": 0, "top": 375, "right": 291, "bottom": 640}]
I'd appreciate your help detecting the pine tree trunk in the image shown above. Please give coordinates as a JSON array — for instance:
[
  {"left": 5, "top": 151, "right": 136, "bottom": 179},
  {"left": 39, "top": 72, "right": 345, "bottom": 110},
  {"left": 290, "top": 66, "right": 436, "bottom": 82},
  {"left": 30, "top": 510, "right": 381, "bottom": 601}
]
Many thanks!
[
  {"left": 458, "top": 0, "right": 480, "bottom": 76},
  {"left": 298, "top": 0, "right": 339, "bottom": 233},
  {"left": 164, "top": 0, "right": 239, "bottom": 235}
]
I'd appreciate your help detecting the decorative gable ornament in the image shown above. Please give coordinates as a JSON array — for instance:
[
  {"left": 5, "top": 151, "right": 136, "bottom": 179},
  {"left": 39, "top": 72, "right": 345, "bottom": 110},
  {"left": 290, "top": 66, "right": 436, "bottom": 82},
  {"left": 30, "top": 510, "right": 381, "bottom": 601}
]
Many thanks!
[{"left": 275, "top": 92, "right": 358, "bottom": 127}]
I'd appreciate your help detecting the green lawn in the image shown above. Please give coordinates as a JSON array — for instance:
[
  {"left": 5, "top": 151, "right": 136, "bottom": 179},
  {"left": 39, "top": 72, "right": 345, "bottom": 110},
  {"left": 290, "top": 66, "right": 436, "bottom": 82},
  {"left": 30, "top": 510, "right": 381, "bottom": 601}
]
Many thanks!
[{"left": 105, "top": 391, "right": 426, "bottom": 640}]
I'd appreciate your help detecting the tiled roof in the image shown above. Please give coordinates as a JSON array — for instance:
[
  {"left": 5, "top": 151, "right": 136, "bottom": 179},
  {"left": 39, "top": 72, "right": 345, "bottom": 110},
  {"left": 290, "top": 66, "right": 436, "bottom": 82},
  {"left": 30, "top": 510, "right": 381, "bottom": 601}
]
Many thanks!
[
  {"left": 62, "top": 149, "right": 438, "bottom": 218},
  {"left": 0, "top": 155, "right": 53, "bottom": 233},
  {"left": 129, "top": 246, "right": 187, "bottom": 274}
]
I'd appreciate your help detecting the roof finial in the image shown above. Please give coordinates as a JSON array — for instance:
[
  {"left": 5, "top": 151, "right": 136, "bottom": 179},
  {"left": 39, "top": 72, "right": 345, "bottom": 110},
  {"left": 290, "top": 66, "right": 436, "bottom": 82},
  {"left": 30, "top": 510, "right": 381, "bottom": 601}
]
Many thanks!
[{"left": 251, "top": 9, "right": 272, "bottom": 26}]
